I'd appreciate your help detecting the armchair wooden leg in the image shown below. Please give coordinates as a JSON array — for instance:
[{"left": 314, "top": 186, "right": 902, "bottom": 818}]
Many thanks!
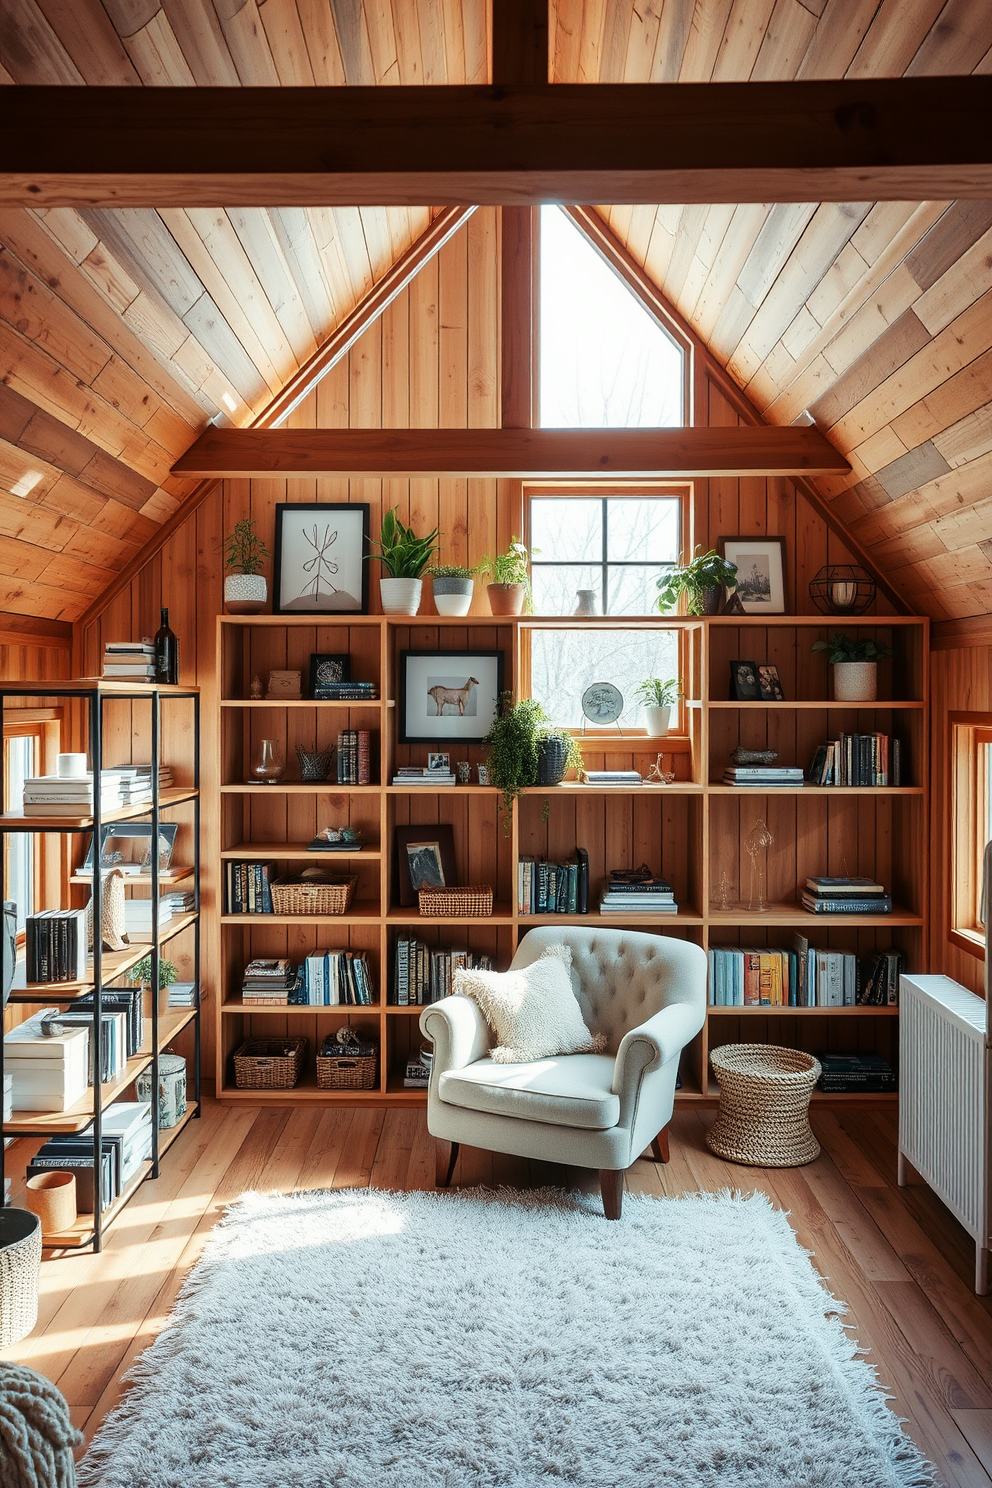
[
  {"left": 599, "top": 1168, "right": 624, "bottom": 1220},
  {"left": 435, "top": 1139, "right": 459, "bottom": 1189},
  {"left": 651, "top": 1125, "right": 670, "bottom": 1164}
]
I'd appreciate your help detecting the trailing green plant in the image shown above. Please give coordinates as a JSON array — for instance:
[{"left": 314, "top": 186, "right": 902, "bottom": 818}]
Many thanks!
[
  {"left": 129, "top": 956, "right": 178, "bottom": 990},
  {"left": 654, "top": 547, "right": 738, "bottom": 616},
  {"left": 221, "top": 517, "right": 269, "bottom": 575},
  {"left": 633, "top": 677, "right": 683, "bottom": 708},
  {"left": 368, "top": 506, "right": 439, "bottom": 579},
  {"left": 811, "top": 633, "right": 894, "bottom": 665},
  {"left": 426, "top": 563, "right": 477, "bottom": 580},
  {"left": 483, "top": 695, "right": 547, "bottom": 823}
]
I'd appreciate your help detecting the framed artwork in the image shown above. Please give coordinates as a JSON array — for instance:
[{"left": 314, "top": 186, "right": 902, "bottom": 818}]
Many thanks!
[
  {"left": 719, "top": 537, "right": 787, "bottom": 614},
  {"left": 730, "top": 661, "right": 760, "bottom": 701},
  {"left": 273, "top": 503, "right": 370, "bottom": 615},
  {"left": 427, "top": 753, "right": 450, "bottom": 773},
  {"left": 80, "top": 823, "right": 178, "bottom": 876},
  {"left": 399, "top": 650, "right": 503, "bottom": 744},
  {"left": 757, "top": 663, "right": 785, "bottom": 702},
  {"left": 394, "top": 824, "right": 458, "bottom": 906},
  {"left": 308, "top": 653, "right": 350, "bottom": 698}
]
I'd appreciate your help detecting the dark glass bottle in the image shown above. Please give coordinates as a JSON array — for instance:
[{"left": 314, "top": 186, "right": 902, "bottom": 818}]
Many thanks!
[{"left": 154, "top": 607, "right": 179, "bottom": 685}]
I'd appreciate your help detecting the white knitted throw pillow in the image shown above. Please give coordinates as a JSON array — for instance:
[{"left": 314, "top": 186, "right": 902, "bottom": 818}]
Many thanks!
[{"left": 454, "top": 943, "right": 605, "bottom": 1064}]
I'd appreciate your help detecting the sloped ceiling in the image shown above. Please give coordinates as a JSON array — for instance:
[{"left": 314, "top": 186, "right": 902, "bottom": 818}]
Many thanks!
[{"left": 0, "top": 0, "right": 989, "bottom": 622}]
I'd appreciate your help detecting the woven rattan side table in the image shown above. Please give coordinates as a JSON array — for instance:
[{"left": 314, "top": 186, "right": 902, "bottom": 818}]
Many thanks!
[{"left": 707, "top": 1044, "right": 822, "bottom": 1167}]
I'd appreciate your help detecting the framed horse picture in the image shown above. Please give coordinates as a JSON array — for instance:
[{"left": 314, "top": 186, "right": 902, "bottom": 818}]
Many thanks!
[
  {"left": 272, "top": 503, "right": 370, "bottom": 614},
  {"left": 398, "top": 650, "right": 504, "bottom": 744}
]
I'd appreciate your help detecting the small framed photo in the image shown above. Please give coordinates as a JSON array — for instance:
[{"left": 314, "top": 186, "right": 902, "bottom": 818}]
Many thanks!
[
  {"left": 309, "top": 653, "right": 350, "bottom": 698},
  {"left": 427, "top": 753, "right": 450, "bottom": 774},
  {"left": 399, "top": 650, "right": 503, "bottom": 744},
  {"left": 80, "top": 822, "right": 178, "bottom": 876},
  {"left": 719, "top": 536, "right": 787, "bottom": 614},
  {"left": 757, "top": 663, "right": 785, "bottom": 701},
  {"left": 273, "top": 503, "right": 370, "bottom": 614},
  {"left": 394, "top": 824, "right": 458, "bottom": 906},
  {"left": 730, "top": 661, "right": 760, "bottom": 701}
]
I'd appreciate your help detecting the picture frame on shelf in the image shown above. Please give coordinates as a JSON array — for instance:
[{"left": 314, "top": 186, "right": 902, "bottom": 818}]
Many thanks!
[
  {"left": 308, "top": 653, "right": 350, "bottom": 699},
  {"left": 719, "top": 537, "right": 787, "bottom": 614},
  {"left": 80, "top": 822, "right": 178, "bottom": 876},
  {"left": 427, "top": 753, "right": 450, "bottom": 774},
  {"left": 394, "top": 824, "right": 458, "bottom": 906},
  {"left": 399, "top": 650, "right": 503, "bottom": 744},
  {"left": 730, "top": 661, "right": 760, "bottom": 701},
  {"left": 757, "top": 664, "right": 785, "bottom": 702},
  {"left": 272, "top": 503, "right": 370, "bottom": 615}
]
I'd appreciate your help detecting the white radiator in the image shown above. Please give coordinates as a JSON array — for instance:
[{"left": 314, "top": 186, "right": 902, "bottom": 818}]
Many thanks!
[{"left": 898, "top": 974, "right": 991, "bottom": 1294}]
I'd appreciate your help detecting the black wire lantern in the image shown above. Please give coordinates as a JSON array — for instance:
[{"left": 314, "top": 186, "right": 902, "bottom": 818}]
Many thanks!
[{"left": 808, "top": 565, "right": 876, "bottom": 615}]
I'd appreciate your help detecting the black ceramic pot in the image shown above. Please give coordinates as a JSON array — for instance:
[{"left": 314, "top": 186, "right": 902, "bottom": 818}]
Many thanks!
[{"left": 536, "top": 736, "right": 569, "bottom": 787}]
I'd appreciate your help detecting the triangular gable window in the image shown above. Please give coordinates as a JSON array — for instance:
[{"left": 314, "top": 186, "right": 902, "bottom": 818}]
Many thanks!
[{"left": 539, "top": 206, "right": 684, "bottom": 428}]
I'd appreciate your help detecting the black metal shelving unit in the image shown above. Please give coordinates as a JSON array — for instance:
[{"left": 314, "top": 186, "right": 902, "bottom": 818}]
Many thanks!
[{"left": 0, "top": 680, "right": 201, "bottom": 1252}]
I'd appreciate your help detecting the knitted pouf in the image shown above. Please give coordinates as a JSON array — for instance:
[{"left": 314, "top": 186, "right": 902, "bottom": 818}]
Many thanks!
[
  {"left": 0, "top": 1364, "right": 81, "bottom": 1488},
  {"left": 0, "top": 1209, "right": 41, "bottom": 1347},
  {"left": 707, "top": 1043, "right": 822, "bottom": 1167}
]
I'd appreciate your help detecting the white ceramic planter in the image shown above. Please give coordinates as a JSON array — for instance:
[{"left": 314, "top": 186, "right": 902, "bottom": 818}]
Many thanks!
[
  {"left": 432, "top": 577, "right": 474, "bottom": 616},
  {"left": 224, "top": 572, "right": 267, "bottom": 614},
  {"left": 643, "top": 704, "right": 673, "bottom": 736},
  {"left": 832, "top": 661, "right": 877, "bottom": 702},
  {"left": 380, "top": 576, "right": 423, "bottom": 616}
]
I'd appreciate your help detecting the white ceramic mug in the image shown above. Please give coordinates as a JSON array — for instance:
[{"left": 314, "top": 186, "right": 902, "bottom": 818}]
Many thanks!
[{"left": 56, "top": 753, "right": 88, "bottom": 778}]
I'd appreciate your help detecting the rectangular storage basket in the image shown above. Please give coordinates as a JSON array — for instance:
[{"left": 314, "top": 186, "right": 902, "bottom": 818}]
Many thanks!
[
  {"left": 233, "top": 1037, "right": 308, "bottom": 1090},
  {"left": 316, "top": 1048, "right": 378, "bottom": 1091},
  {"left": 270, "top": 874, "right": 356, "bottom": 916},
  {"left": 418, "top": 885, "right": 494, "bottom": 918}
]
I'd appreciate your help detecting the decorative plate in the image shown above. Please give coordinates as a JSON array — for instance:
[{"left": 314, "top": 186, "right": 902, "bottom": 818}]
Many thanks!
[{"left": 581, "top": 682, "right": 624, "bottom": 725}]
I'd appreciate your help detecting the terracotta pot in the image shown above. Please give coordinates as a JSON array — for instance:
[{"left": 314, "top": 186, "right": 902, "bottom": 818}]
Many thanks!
[
  {"left": 380, "top": 577, "right": 423, "bottom": 616},
  {"left": 224, "top": 573, "right": 267, "bottom": 614},
  {"left": 25, "top": 1172, "right": 77, "bottom": 1235},
  {"left": 486, "top": 582, "right": 526, "bottom": 616},
  {"left": 832, "top": 661, "right": 877, "bottom": 702}
]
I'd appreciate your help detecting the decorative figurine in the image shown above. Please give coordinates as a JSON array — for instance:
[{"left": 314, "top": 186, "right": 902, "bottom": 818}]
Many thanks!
[
  {"left": 250, "top": 674, "right": 263, "bottom": 699},
  {"left": 647, "top": 753, "right": 676, "bottom": 785},
  {"left": 731, "top": 745, "right": 778, "bottom": 765},
  {"left": 744, "top": 817, "right": 774, "bottom": 913}
]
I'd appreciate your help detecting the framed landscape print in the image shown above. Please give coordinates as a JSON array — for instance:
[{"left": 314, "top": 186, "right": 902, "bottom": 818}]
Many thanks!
[
  {"left": 394, "top": 824, "right": 458, "bottom": 906},
  {"left": 273, "top": 503, "right": 370, "bottom": 614},
  {"left": 399, "top": 650, "right": 503, "bottom": 744},
  {"left": 719, "top": 537, "right": 787, "bottom": 614}
]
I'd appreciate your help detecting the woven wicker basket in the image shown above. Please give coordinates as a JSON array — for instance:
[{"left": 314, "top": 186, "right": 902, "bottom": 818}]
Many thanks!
[
  {"left": 316, "top": 1049, "right": 378, "bottom": 1090},
  {"left": 706, "top": 1043, "right": 822, "bottom": 1168},
  {"left": 270, "top": 874, "right": 356, "bottom": 916},
  {"left": 233, "top": 1037, "right": 308, "bottom": 1090},
  {"left": 0, "top": 1208, "right": 41, "bottom": 1347},
  {"left": 418, "top": 885, "right": 493, "bottom": 918}
]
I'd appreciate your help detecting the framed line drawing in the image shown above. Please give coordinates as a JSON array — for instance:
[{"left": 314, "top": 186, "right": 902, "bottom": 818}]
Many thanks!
[
  {"left": 273, "top": 503, "right": 370, "bottom": 615},
  {"left": 399, "top": 650, "right": 503, "bottom": 744},
  {"left": 719, "top": 536, "right": 787, "bottom": 615}
]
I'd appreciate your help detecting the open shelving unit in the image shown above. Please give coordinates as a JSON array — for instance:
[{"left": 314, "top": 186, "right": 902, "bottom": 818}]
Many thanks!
[
  {"left": 0, "top": 680, "right": 202, "bottom": 1250},
  {"left": 216, "top": 612, "right": 927, "bottom": 1106}
]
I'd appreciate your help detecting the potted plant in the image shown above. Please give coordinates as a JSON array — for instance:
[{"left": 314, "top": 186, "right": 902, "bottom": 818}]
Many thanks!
[
  {"left": 655, "top": 547, "right": 738, "bottom": 616},
  {"left": 634, "top": 677, "right": 683, "bottom": 735},
  {"left": 368, "top": 507, "right": 439, "bottom": 616},
  {"left": 479, "top": 537, "right": 532, "bottom": 616},
  {"left": 812, "top": 633, "right": 893, "bottom": 702},
  {"left": 427, "top": 563, "right": 476, "bottom": 617},
  {"left": 221, "top": 517, "right": 270, "bottom": 614},
  {"left": 535, "top": 725, "right": 584, "bottom": 788},
  {"left": 129, "top": 954, "right": 179, "bottom": 1023}
]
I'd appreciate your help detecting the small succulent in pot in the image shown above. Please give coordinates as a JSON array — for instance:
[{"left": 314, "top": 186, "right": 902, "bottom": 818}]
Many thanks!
[
  {"left": 655, "top": 547, "right": 738, "bottom": 616},
  {"left": 478, "top": 538, "right": 533, "bottom": 615},
  {"left": 221, "top": 517, "right": 270, "bottom": 613},
  {"left": 426, "top": 562, "right": 477, "bottom": 617},
  {"left": 633, "top": 677, "right": 683, "bottom": 735}
]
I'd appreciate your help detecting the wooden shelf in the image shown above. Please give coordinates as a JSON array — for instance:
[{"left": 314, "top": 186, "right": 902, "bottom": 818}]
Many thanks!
[
  {"left": 221, "top": 842, "right": 380, "bottom": 859},
  {"left": 706, "top": 700, "right": 925, "bottom": 710},
  {"left": 70, "top": 867, "right": 195, "bottom": 885},
  {"left": 386, "top": 783, "right": 500, "bottom": 795},
  {"left": 704, "top": 615, "right": 925, "bottom": 627},
  {"left": 385, "top": 903, "right": 514, "bottom": 925},
  {"left": 220, "top": 698, "right": 387, "bottom": 708},
  {"left": 707, "top": 784, "right": 924, "bottom": 795},
  {"left": 8, "top": 914, "right": 199, "bottom": 1003},
  {"left": 222, "top": 783, "right": 380, "bottom": 794},
  {"left": 0, "top": 787, "right": 199, "bottom": 832},
  {"left": 519, "top": 909, "right": 704, "bottom": 926},
  {"left": 707, "top": 903, "right": 922, "bottom": 926},
  {"left": 221, "top": 999, "right": 381, "bottom": 1014},
  {"left": 707, "top": 1004, "right": 899, "bottom": 1015},
  {"left": 221, "top": 903, "right": 380, "bottom": 925},
  {"left": 519, "top": 782, "right": 703, "bottom": 795}
]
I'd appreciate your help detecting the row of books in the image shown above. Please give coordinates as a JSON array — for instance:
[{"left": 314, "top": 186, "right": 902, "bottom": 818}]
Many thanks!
[
  {"left": 818, "top": 1054, "right": 897, "bottom": 1093},
  {"left": 708, "top": 941, "right": 903, "bottom": 1007},
  {"left": 299, "top": 951, "right": 375, "bottom": 1006},
  {"left": 102, "top": 641, "right": 157, "bottom": 680},
  {"left": 25, "top": 909, "right": 88, "bottom": 983},
  {"left": 22, "top": 765, "right": 172, "bottom": 816},
  {"left": 391, "top": 941, "right": 493, "bottom": 1006},
  {"left": 801, "top": 876, "right": 892, "bottom": 915},
  {"left": 26, "top": 1102, "right": 153, "bottom": 1214},
  {"left": 517, "top": 852, "right": 590, "bottom": 915},
  {"left": 722, "top": 766, "right": 805, "bottom": 787},
  {"left": 241, "top": 959, "right": 298, "bottom": 1005},
  {"left": 225, "top": 862, "right": 274, "bottom": 915},
  {"left": 314, "top": 682, "right": 378, "bottom": 701},
  {"left": 337, "top": 730, "right": 371, "bottom": 785},
  {"left": 600, "top": 872, "right": 677, "bottom": 916},
  {"left": 807, "top": 734, "right": 902, "bottom": 787}
]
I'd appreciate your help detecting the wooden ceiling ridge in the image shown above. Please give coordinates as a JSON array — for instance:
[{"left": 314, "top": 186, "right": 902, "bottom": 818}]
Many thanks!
[{"left": 2, "top": 77, "right": 990, "bottom": 208}]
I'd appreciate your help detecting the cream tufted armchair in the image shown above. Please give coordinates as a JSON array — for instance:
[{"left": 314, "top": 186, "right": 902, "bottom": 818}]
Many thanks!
[{"left": 419, "top": 926, "right": 707, "bottom": 1219}]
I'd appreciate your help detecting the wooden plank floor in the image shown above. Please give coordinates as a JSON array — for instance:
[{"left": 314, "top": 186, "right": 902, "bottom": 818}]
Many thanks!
[{"left": 3, "top": 1099, "right": 992, "bottom": 1487}]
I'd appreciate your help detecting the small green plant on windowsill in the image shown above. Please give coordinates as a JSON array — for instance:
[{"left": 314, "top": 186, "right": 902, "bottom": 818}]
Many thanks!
[
  {"left": 633, "top": 678, "right": 684, "bottom": 708},
  {"left": 655, "top": 548, "right": 738, "bottom": 616},
  {"left": 478, "top": 538, "right": 534, "bottom": 615}
]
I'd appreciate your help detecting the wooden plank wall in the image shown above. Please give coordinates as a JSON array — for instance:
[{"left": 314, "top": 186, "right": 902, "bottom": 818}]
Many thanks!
[{"left": 76, "top": 208, "right": 880, "bottom": 1079}]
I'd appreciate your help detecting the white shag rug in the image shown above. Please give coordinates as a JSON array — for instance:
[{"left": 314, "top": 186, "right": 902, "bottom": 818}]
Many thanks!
[{"left": 81, "top": 1188, "right": 935, "bottom": 1488}]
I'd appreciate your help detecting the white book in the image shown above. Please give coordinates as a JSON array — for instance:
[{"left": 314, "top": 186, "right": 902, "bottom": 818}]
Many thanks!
[
  {"left": 4, "top": 1011, "right": 89, "bottom": 1065},
  {"left": 101, "top": 1102, "right": 153, "bottom": 1141}
]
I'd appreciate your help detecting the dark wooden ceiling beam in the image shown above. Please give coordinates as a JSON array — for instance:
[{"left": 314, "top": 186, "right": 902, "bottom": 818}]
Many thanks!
[
  {"left": 2, "top": 78, "right": 989, "bottom": 207},
  {"left": 171, "top": 426, "right": 850, "bottom": 479}
]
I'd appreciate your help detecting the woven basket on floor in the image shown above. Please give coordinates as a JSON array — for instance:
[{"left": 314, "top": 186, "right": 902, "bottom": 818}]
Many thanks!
[
  {"left": 270, "top": 874, "right": 356, "bottom": 915},
  {"left": 418, "top": 885, "right": 493, "bottom": 917},
  {"left": 0, "top": 1208, "right": 41, "bottom": 1347},
  {"left": 233, "top": 1037, "right": 308, "bottom": 1090},
  {"left": 706, "top": 1043, "right": 822, "bottom": 1168}
]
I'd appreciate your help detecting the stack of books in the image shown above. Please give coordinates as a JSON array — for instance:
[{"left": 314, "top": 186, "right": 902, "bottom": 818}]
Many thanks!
[
  {"left": 337, "top": 729, "right": 371, "bottom": 785},
  {"left": 163, "top": 889, "right": 195, "bottom": 915},
  {"left": 392, "top": 766, "right": 455, "bottom": 786},
  {"left": 722, "top": 764, "right": 805, "bottom": 787},
  {"left": 3, "top": 1010, "right": 89, "bottom": 1113},
  {"left": 21, "top": 766, "right": 171, "bottom": 816},
  {"left": 102, "top": 641, "right": 157, "bottom": 681},
  {"left": 25, "top": 909, "right": 88, "bottom": 983},
  {"left": 390, "top": 940, "right": 492, "bottom": 1006},
  {"left": 314, "top": 681, "right": 378, "bottom": 701},
  {"left": 167, "top": 980, "right": 198, "bottom": 1009},
  {"left": 3, "top": 1072, "right": 12, "bottom": 1123},
  {"left": 299, "top": 950, "right": 374, "bottom": 1005},
  {"left": 124, "top": 898, "right": 173, "bottom": 939},
  {"left": 27, "top": 1102, "right": 153, "bottom": 1214},
  {"left": 582, "top": 770, "right": 642, "bottom": 786},
  {"left": 817, "top": 1053, "right": 897, "bottom": 1094},
  {"left": 42, "top": 1006, "right": 129, "bottom": 1085},
  {"left": 807, "top": 734, "right": 901, "bottom": 787},
  {"left": 225, "top": 861, "right": 274, "bottom": 914},
  {"left": 599, "top": 872, "right": 677, "bottom": 916},
  {"left": 801, "top": 876, "right": 892, "bottom": 915},
  {"left": 76, "top": 985, "right": 143, "bottom": 1057},
  {"left": 518, "top": 851, "right": 589, "bottom": 915},
  {"left": 241, "top": 959, "right": 297, "bottom": 1006}
]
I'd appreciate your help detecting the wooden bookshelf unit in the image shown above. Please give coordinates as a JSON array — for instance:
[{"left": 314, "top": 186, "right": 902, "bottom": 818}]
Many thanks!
[{"left": 216, "top": 613, "right": 928, "bottom": 1106}]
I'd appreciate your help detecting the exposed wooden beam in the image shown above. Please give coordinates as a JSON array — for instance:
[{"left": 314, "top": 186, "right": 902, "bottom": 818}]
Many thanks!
[
  {"left": 501, "top": 208, "right": 536, "bottom": 429},
  {"left": 2, "top": 79, "right": 990, "bottom": 207},
  {"left": 492, "top": 0, "right": 548, "bottom": 86},
  {"left": 171, "top": 427, "right": 850, "bottom": 479},
  {"left": 0, "top": 613, "right": 73, "bottom": 649}
]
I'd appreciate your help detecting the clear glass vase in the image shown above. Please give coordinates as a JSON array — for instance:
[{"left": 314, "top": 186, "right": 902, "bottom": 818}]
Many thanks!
[
  {"left": 249, "top": 738, "right": 285, "bottom": 785},
  {"left": 745, "top": 818, "right": 774, "bottom": 913}
]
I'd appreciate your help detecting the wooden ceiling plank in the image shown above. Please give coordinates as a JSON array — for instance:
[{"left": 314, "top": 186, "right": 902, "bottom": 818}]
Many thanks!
[
  {"left": 119, "top": 11, "right": 198, "bottom": 85},
  {"left": 0, "top": 574, "right": 85, "bottom": 622},
  {"left": 904, "top": 201, "right": 992, "bottom": 294},
  {"left": 5, "top": 78, "right": 991, "bottom": 206},
  {"left": 845, "top": 0, "right": 945, "bottom": 77},
  {"left": 210, "top": 0, "right": 281, "bottom": 86},
  {"left": 77, "top": 207, "right": 203, "bottom": 320},
  {"left": 0, "top": 0, "right": 85, "bottom": 83},
  {"left": 932, "top": 401, "right": 992, "bottom": 468},
  {"left": 749, "top": 0, "right": 818, "bottom": 82},
  {"left": 678, "top": 0, "right": 737, "bottom": 82},
  {"left": 906, "top": 0, "right": 992, "bottom": 75},
  {"left": 159, "top": 0, "right": 243, "bottom": 84},
  {"left": 416, "top": 0, "right": 450, "bottom": 86},
  {"left": 267, "top": 208, "right": 338, "bottom": 339},
  {"left": 794, "top": 0, "right": 879, "bottom": 78},
  {"left": 711, "top": 0, "right": 778, "bottom": 80},
  {"left": 0, "top": 612, "right": 71, "bottom": 646},
  {"left": 392, "top": 0, "right": 428, "bottom": 84},
  {"left": 687, "top": 203, "right": 771, "bottom": 342},
  {"left": 170, "top": 425, "right": 850, "bottom": 478},
  {"left": 914, "top": 223, "right": 992, "bottom": 337},
  {"left": 807, "top": 308, "right": 932, "bottom": 429},
  {"left": 295, "top": 0, "right": 350, "bottom": 85},
  {"left": 461, "top": 0, "right": 487, "bottom": 84},
  {"left": 32, "top": 0, "right": 141, "bottom": 83},
  {"left": 179, "top": 292, "right": 274, "bottom": 407},
  {"left": 227, "top": 207, "right": 319, "bottom": 360},
  {"left": 0, "top": 244, "right": 114, "bottom": 387},
  {"left": 257, "top": 0, "right": 317, "bottom": 85},
  {"left": 29, "top": 206, "right": 100, "bottom": 266},
  {"left": 890, "top": 345, "right": 992, "bottom": 450},
  {"left": 361, "top": 0, "right": 400, "bottom": 84},
  {"left": 439, "top": 0, "right": 467, "bottom": 86}
]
